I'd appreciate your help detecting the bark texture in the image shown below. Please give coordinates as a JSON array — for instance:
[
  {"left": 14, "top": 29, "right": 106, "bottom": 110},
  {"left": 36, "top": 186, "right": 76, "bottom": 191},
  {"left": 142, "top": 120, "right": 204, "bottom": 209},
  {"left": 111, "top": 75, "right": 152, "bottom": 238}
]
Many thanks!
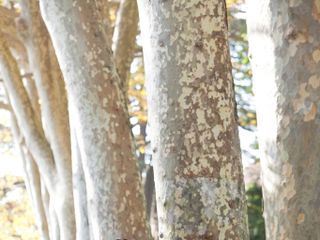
[
  {"left": 247, "top": 0, "right": 320, "bottom": 239},
  {"left": 40, "top": 0, "right": 150, "bottom": 239},
  {"left": 138, "top": 0, "right": 249, "bottom": 239}
]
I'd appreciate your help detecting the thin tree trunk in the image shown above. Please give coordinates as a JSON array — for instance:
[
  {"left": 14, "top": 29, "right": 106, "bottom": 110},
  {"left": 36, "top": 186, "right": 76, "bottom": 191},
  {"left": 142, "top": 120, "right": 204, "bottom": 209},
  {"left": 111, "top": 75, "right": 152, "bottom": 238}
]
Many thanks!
[
  {"left": 0, "top": 35, "right": 55, "bottom": 189},
  {"left": 0, "top": 31, "right": 77, "bottom": 239},
  {"left": 10, "top": 110, "right": 49, "bottom": 240},
  {"left": 71, "top": 123, "right": 90, "bottom": 240},
  {"left": 49, "top": 196, "right": 60, "bottom": 240},
  {"left": 138, "top": 0, "right": 249, "bottom": 239},
  {"left": 23, "top": 148, "right": 50, "bottom": 240},
  {"left": 112, "top": 0, "right": 139, "bottom": 92},
  {"left": 17, "top": 2, "right": 76, "bottom": 237},
  {"left": 41, "top": 181, "right": 53, "bottom": 240},
  {"left": 40, "top": 0, "right": 150, "bottom": 238},
  {"left": 247, "top": 0, "right": 320, "bottom": 239},
  {"left": 23, "top": 75, "right": 41, "bottom": 124}
]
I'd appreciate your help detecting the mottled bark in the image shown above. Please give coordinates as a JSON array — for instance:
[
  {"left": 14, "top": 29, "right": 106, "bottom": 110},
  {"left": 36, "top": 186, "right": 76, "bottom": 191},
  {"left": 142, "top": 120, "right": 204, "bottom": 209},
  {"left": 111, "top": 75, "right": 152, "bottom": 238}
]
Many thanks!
[
  {"left": 138, "top": 0, "right": 249, "bottom": 239},
  {"left": 40, "top": 0, "right": 150, "bottom": 239},
  {"left": 113, "top": 0, "right": 139, "bottom": 91},
  {"left": 96, "top": 0, "right": 112, "bottom": 44},
  {"left": 247, "top": 0, "right": 320, "bottom": 239}
]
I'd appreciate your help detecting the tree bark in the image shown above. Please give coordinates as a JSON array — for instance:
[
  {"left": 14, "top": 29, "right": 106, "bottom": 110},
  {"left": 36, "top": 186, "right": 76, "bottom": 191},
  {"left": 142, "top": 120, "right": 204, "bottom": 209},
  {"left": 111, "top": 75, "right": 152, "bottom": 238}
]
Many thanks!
[
  {"left": 112, "top": 0, "right": 139, "bottom": 92},
  {"left": 9, "top": 101, "right": 49, "bottom": 240},
  {"left": 40, "top": 0, "right": 150, "bottom": 239},
  {"left": 247, "top": 0, "right": 320, "bottom": 239},
  {"left": 138, "top": 0, "right": 249, "bottom": 239},
  {"left": 71, "top": 123, "right": 91, "bottom": 240},
  {"left": 17, "top": 1, "right": 76, "bottom": 238},
  {"left": 0, "top": 35, "right": 55, "bottom": 189}
]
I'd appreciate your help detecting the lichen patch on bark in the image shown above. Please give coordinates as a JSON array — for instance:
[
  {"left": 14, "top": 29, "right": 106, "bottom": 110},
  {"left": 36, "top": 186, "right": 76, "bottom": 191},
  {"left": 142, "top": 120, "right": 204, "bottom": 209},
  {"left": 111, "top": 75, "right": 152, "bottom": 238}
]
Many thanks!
[{"left": 138, "top": 0, "right": 248, "bottom": 239}]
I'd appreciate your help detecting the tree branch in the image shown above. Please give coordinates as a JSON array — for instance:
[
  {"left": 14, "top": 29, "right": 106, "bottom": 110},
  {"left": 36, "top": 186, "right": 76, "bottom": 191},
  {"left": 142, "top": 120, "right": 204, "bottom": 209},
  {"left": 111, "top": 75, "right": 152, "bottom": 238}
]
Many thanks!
[
  {"left": 10, "top": 111, "right": 50, "bottom": 239},
  {"left": 20, "top": 0, "right": 72, "bottom": 179},
  {"left": 112, "top": 0, "right": 139, "bottom": 94}
]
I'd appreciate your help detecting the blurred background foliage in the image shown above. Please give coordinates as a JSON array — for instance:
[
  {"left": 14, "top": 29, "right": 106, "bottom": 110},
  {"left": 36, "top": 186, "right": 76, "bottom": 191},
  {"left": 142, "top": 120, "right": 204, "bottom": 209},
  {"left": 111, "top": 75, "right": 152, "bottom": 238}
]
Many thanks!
[
  {"left": 246, "top": 184, "right": 265, "bottom": 240},
  {"left": 0, "top": 0, "right": 264, "bottom": 239},
  {"left": 0, "top": 176, "right": 39, "bottom": 240}
]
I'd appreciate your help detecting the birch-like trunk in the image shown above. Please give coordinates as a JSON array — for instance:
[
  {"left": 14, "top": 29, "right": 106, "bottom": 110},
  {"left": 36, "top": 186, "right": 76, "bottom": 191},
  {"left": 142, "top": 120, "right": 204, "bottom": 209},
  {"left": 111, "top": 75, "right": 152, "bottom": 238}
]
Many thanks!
[
  {"left": 9, "top": 103, "right": 49, "bottom": 240},
  {"left": 247, "top": 0, "right": 320, "bottom": 239},
  {"left": 17, "top": 1, "right": 75, "bottom": 238},
  {"left": 40, "top": 0, "right": 150, "bottom": 239},
  {"left": 138, "top": 0, "right": 249, "bottom": 239}
]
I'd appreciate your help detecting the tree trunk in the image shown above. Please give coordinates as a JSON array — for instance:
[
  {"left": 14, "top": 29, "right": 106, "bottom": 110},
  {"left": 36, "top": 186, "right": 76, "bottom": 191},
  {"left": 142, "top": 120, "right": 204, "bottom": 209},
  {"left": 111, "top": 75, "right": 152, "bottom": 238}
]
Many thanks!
[
  {"left": 71, "top": 123, "right": 91, "bottom": 240},
  {"left": 0, "top": 35, "right": 55, "bottom": 191},
  {"left": 17, "top": 1, "right": 76, "bottom": 238},
  {"left": 247, "top": 0, "right": 320, "bottom": 239},
  {"left": 138, "top": 0, "right": 249, "bottom": 239},
  {"left": 112, "top": 0, "right": 139, "bottom": 92},
  {"left": 40, "top": 0, "right": 150, "bottom": 239},
  {"left": 9, "top": 103, "right": 49, "bottom": 240}
]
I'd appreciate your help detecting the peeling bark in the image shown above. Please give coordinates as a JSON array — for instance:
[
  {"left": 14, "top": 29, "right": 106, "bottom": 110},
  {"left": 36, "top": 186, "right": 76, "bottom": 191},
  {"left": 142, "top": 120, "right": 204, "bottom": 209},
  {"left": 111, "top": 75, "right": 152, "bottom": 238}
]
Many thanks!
[
  {"left": 138, "top": 0, "right": 249, "bottom": 239},
  {"left": 40, "top": 0, "right": 150, "bottom": 239},
  {"left": 247, "top": 0, "right": 320, "bottom": 239}
]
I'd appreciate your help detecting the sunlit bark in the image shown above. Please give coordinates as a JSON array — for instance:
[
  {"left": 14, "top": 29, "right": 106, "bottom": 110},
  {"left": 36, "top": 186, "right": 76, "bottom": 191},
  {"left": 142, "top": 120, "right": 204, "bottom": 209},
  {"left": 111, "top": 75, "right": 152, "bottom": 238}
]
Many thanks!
[
  {"left": 40, "top": 0, "right": 150, "bottom": 238},
  {"left": 138, "top": 0, "right": 249, "bottom": 238}
]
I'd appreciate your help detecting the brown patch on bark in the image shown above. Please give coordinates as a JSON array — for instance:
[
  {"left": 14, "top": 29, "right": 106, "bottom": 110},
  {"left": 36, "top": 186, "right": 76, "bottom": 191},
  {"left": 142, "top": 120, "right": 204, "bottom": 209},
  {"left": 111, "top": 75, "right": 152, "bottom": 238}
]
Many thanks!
[
  {"left": 296, "top": 213, "right": 305, "bottom": 224},
  {"left": 304, "top": 103, "right": 317, "bottom": 121},
  {"left": 285, "top": 27, "right": 307, "bottom": 43},
  {"left": 313, "top": 0, "right": 320, "bottom": 22}
]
